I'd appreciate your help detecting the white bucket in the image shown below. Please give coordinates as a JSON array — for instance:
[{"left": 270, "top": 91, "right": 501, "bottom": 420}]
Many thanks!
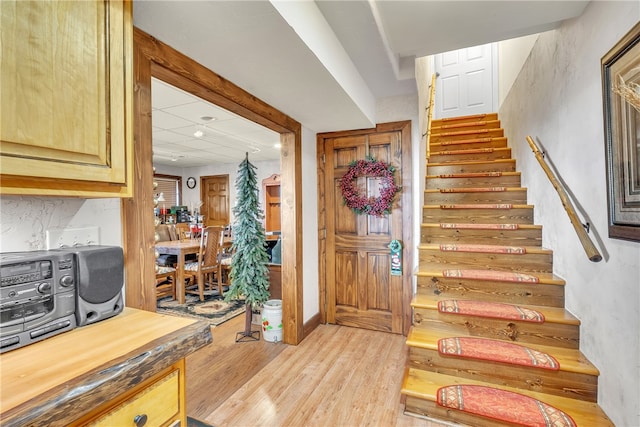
[{"left": 261, "top": 299, "right": 282, "bottom": 342}]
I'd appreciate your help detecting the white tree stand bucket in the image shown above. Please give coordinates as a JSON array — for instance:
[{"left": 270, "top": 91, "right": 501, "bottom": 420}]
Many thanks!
[{"left": 261, "top": 299, "right": 283, "bottom": 342}]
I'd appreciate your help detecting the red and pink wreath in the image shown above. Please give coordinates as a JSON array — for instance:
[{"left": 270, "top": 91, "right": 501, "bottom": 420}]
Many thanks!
[{"left": 339, "top": 157, "right": 401, "bottom": 216}]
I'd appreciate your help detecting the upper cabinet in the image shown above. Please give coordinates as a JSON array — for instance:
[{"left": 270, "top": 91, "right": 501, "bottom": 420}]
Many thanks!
[{"left": 0, "top": 0, "right": 133, "bottom": 197}]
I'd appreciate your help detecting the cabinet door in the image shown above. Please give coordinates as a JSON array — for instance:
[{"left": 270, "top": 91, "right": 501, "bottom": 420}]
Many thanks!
[{"left": 0, "top": 0, "right": 133, "bottom": 197}]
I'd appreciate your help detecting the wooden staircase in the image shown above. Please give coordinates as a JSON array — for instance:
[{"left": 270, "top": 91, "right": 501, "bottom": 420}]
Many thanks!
[{"left": 401, "top": 113, "right": 613, "bottom": 426}]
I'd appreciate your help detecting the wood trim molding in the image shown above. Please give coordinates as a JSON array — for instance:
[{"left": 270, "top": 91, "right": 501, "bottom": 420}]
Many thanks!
[{"left": 124, "top": 27, "right": 304, "bottom": 344}]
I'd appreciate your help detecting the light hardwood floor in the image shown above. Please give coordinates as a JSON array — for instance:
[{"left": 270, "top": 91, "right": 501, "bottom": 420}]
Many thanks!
[{"left": 185, "top": 314, "right": 449, "bottom": 427}]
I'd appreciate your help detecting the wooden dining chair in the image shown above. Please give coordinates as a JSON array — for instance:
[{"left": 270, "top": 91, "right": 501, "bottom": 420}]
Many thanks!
[
  {"left": 183, "top": 226, "right": 225, "bottom": 301},
  {"left": 175, "top": 222, "right": 191, "bottom": 241},
  {"left": 155, "top": 265, "right": 177, "bottom": 300}
]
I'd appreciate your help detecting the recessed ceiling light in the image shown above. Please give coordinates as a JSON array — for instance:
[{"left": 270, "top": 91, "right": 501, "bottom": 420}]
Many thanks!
[
  {"left": 194, "top": 129, "right": 204, "bottom": 138},
  {"left": 200, "top": 115, "right": 216, "bottom": 122},
  {"left": 274, "top": 143, "right": 281, "bottom": 149}
]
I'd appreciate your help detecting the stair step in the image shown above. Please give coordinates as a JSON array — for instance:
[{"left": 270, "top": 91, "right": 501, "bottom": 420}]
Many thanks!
[
  {"left": 411, "top": 294, "right": 579, "bottom": 349},
  {"left": 431, "top": 136, "right": 508, "bottom": 152},
  {"left": 421, "top": 223, "right": 543, "bottom": 246},
  {"left": 425, "top": 187, "right": 528, "bottom": 204},
  {"left": 431, "top": 119, "right": 501, "bottom": 135},
  {"left": 415, "top": 269, "right": 566, "bottom": 308},
  {"left": 430, "top": 128, "right": 504, "bottom": 144},
  {"left": 428, "top": 147, "right": 512, "bottom": 163},
  {"left": 427, "top": 158, "right": 516, "bottom": 175},
  {"left": 431, "top": 113, "right": 499, "bottom": 128},
  {"left": 423, "top": 204, "right": 534, "bottom": 224},
  {"left": 406, "top": 327, "right": 598, "bottom": 401},
  {"left": 413, "top": 293, "right": 579, "bottom": 326},
  {"left": 418, "top": 244, "right": 552, "bottom": 274},
  {"left": 407, "top": 326, "right": 594, "bottom": 375},
  {"left": 402, "top": 368, "right": 613, "bottom": 426},
  {"left": 426, "top": 171, "right": 521, "bottom": 189}
]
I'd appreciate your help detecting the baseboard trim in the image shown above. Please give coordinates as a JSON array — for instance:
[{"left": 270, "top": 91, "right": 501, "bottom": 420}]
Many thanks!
[{"left": 303, "top": 312, "right": 321, "bottom": 339}]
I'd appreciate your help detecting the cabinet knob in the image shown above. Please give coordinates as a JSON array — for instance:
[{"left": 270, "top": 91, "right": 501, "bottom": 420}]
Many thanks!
[{"left": 133, "top": 414, "right": 148, "bottom": 427}]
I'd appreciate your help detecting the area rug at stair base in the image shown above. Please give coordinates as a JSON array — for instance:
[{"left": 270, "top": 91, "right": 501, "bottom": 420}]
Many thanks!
[
  {"left": 437, "top": 385, "right": 577, "bottom": 427},
  {"left": 157, "top": 291, "right": 245, "bottom": 327}
]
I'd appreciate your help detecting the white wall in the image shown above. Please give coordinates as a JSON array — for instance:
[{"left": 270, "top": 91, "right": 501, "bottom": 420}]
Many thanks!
[
  {"left": 498, "top": 2, "right": 640, "bottom": 425},
  {"left": 498, "top": 33, "right": 539, "bottom": 108},
  {"left": 301, "top": 126, "right": 320, "bottom": 323},
  {"left": 0, "top": 197, "right": 122, "bottom": 252}
]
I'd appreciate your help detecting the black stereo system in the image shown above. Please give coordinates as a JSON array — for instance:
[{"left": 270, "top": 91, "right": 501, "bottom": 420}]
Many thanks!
[{"left": 0, "top": 245, "right": 124, "bottom": 353}]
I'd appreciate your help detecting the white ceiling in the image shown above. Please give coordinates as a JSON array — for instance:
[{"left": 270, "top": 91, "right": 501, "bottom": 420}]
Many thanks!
[
  {"left": 135, "top": 0, "right": 589, "bottom": 168},
  {"left": 152, "top": 79, "right": 281, "bottom": 167}
]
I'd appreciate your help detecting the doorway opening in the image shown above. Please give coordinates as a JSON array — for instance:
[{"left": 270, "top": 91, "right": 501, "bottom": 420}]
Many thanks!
[{"left": 123, "top": 27, "right": 304, "bottom": 344}]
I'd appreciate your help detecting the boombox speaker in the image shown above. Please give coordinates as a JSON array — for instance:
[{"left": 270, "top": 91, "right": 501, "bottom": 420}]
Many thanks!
[{"left": 66, "top": 245, "right": 124, "bottom": 327}]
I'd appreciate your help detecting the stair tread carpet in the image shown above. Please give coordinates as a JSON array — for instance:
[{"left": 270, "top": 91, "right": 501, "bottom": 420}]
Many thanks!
[
  {"left": 435, "top": 203, "right": 531, "bottom": 209},
  {"left": 430, "top": 136, "right": 508, "bottom": 149},
  {"left": 424, "top": 222, "right": 542, "bottom": 230},
  {"left": 402, "top": 368, "right": 613, "bottom": 426},
  {"left": 436, "top": 384, "right": 576, "bottom": 427},
  {"left": 427, "top": 158, "right": 515, "bottom": 167},
  {"left": 431, "top": 147, "right": 500, "bottom": 155},
  {"left": 438, "top": 336, "right": 560, "bottom": 370},
  {"left": 425, "top": 186, "right": 524, "bottom": 193},
  {"left": 431, "top": 119, "right": 501, "bottom": 131},
  {"left": 407, "top": 327, "right": 599, "bottom": 376},
  {"left": 415, "top": 267, "right": 566, "bottom": 285},
  {"left": 431, "top": 113, "right": 498, "bottom": 126},
  {"left": 419, "top": 243, "right": 552, "bottom": 255},
  {"left": 412, "top": 293, "right": 580, "bottom": 325}
]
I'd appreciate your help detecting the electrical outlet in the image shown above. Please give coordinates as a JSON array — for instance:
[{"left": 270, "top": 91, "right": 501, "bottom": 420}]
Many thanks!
[{"left": 46, "top": 227, "right": 100, "bottom": 249}]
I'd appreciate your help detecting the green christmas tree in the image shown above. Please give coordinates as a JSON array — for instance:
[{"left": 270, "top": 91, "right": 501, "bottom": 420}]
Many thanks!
[{"left": 225, "top": 153, "right": 271, "bottom": 342}]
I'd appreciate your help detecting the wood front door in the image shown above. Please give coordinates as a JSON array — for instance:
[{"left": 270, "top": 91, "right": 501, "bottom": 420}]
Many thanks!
[
  {"left": 201, "top": 175, "right": 229, "bottom": 227},
  {"left": 318, "top": 121, "right": 412, "bottom": 335}
]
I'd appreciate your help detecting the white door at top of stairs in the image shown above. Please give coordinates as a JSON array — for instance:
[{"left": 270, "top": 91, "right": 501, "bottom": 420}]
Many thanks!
[{"left": 433, "top": 43, "right": 498, "bottom": 119}]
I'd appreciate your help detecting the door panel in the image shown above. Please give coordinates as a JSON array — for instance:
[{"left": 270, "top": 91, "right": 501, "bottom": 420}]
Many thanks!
[
  {"left": 323, "top": 127, "right": 405, "bottom": 333},
  {"left": 435, "top": 43, "right": 496, "bottom": 118},
  {"left": 201, "top": 175, "right": 229, "bottom": 227}
]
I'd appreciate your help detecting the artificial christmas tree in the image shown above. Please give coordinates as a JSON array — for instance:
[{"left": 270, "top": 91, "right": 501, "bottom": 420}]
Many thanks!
[{"left": 225, "top": 153, "right": 271, "bottom": 342}]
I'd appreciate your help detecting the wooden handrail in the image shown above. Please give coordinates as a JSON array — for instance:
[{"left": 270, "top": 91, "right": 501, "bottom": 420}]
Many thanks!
[
  {"left": 526, "top": 136, "right": 602, "bottom": 262},
  {"left": 424, "top": 73, "right": 437, "bottom": 159}
]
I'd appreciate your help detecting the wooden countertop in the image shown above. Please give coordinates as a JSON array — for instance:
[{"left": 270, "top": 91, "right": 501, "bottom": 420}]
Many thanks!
[{"left": 0, "top": 308, "right": 212, "bottom": 427}]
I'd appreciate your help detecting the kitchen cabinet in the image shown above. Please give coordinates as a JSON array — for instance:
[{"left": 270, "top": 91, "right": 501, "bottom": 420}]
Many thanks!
[
  {"left": 0, "top": 308, "right": 212, "bottom": 427},
  {"left": 0, "top": 0, "right": 133, "bottom": 197}
]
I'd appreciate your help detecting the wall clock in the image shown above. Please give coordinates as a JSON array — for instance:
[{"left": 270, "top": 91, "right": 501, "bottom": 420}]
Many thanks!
[{"left": 186, "top": 177, "right": 196, "bottom": 189}]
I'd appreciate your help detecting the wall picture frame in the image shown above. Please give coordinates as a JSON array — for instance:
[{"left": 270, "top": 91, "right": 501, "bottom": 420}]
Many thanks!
[{"left": 601, "top": 21, "right": 640, "bottom": 242}]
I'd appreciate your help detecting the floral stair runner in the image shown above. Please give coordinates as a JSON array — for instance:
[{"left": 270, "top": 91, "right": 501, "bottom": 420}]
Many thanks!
[
  {"left": 439, "top": 137, "right": 498, "bottom": 146},
  {"left": 438, "top": 337, "right": 559, "bottom": 370},
  {"left": 439, "top": 171, "right": 502, "bottom": 178},
  {"left": 439, "top": 223, "right": 520, "bottom": 230},
  {"left": 437, "top": 385, "right": 577, "bottom": 427},
  {"left": 439, "top": 187, "right": 506, "bottom": 192},
  {"left": 439, "top": 243, "right": 526, "bottom": 254},
  {"left": 438, "top": 147, "right": 495, "bottom": 155},
  {"left": 443, "top": 269, "right": 539, "bottom": 283},
  {"left": 438, "top": 299, "right": 545, "bottom": 322},
  {"left": 440, "top": 203, "right": 513, "bottom": 209}
]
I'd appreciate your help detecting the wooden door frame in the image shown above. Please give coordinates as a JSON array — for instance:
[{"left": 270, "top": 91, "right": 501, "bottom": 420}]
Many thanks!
[
  {"left": 316, "top": 121, "right": 413, "bottom": 335},
  {"left": 122, "top": 28, "right": 304, "bottom": 345}
]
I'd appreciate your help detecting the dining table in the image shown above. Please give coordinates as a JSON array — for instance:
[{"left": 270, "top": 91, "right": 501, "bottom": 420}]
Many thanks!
[{"left": 155, "top": 239, "right": 201, "bottom": 304}]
